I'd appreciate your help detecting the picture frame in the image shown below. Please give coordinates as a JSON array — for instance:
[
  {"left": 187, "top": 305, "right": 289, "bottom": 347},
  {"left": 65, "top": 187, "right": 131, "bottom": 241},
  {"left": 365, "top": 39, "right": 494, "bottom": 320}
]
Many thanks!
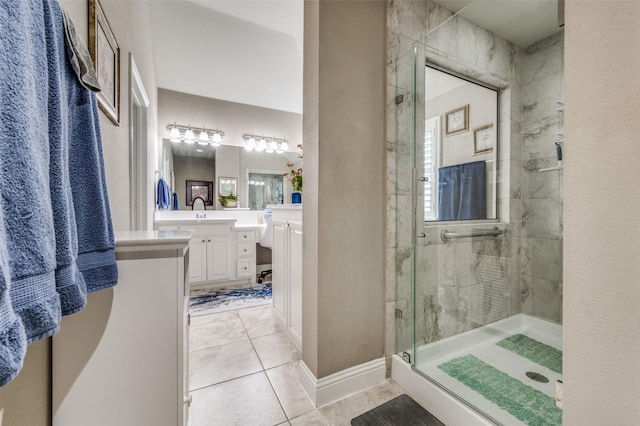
[
  {"left": 473, "top": 124, "right": 494, "bottom": 154},
  {"left": 186, "top": 180, "right": 214, "bottom": 206},
  {"left": 89, "top": 0, "right": 120, "bottom": 126},
  {"left": 445, "top": 104, "right": 469, "bottom": 136}
]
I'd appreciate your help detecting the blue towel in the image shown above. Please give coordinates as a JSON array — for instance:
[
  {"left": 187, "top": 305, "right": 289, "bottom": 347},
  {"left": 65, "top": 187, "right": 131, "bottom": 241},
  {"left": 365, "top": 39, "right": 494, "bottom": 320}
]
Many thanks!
[
  {"left": 45, "top": 0, "right": 89, "bottom": 314},
  {"left": 438, "top": 161, "right": 487, "bottom": 220},
  {"left": 157, "top": 179, "right": 171, "bottom": 210},
  {"left": 0, "top": 210, "right": 27, "bottom": 386},
  {"left": 0, "top": 0, "right": 63, "bottom": 349},
  {"left": 61, "top": 4, "right": 118, "bottom": 293},
  {"left": 172, "top": 192, "right": 179, "bottom": 210}
]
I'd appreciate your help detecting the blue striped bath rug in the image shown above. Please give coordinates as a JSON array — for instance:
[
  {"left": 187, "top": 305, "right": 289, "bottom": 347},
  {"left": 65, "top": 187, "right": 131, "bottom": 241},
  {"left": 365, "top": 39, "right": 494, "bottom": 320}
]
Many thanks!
[{"left": 189, "top": 282, "right": 272, "bottom": 315}]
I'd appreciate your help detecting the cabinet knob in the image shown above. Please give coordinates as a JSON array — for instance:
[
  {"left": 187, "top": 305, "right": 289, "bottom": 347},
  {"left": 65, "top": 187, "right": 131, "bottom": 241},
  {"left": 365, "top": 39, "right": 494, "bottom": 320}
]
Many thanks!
[
  {"left": 243, "top": 235, "right": 247, "bottom": 239},
  {"left": 201, "top": 239, "right": 205, "bottom": 243},
  {"left": 207, "top": 239, "right": 211, "bottom": 242}
]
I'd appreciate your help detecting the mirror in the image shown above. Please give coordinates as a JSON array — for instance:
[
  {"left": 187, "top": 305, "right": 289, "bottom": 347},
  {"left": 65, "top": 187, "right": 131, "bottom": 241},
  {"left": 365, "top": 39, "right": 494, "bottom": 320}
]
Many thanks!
[
  {"left": 218, "top": 177, "right": 237, "bottom": 196},
  {"left": 424, "top": 66, "right": 497, "bottom": 221},
  {"left": 163, "top": 138, "right": 301, "bottom": 211},
  {"left": 248, "top": 172, "right": 284, "bottom": 210}
]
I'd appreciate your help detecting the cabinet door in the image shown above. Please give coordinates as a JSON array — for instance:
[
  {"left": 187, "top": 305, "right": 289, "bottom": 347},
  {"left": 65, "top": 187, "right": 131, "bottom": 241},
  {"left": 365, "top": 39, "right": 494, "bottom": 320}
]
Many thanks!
[
  {"left": 288, "top": 223, "right": 303, "bottom": 344},
  {"left": 206, "top": 236, "right": 231, "bottom": 281},
  {"left": 188, "top": 238, "right": 207, "bottom": 283},
  {"left": 271, "top": 221, "right": 288, "bottom": 322}
]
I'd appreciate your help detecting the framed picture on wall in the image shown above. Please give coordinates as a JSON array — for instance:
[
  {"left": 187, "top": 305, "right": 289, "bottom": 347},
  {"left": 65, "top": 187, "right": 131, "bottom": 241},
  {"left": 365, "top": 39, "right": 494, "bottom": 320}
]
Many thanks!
[
  {"left": 89, "top": 0, "right": 120, "bottom": 126},
  {"left": 474, "top": 124, "right": 494, "bottom": 154},
  {"left": 445, "top": 104, "right": 469, "bottom": 136},
  {"left": 186, "top": 180, "right": 213, "bottom": 206}
]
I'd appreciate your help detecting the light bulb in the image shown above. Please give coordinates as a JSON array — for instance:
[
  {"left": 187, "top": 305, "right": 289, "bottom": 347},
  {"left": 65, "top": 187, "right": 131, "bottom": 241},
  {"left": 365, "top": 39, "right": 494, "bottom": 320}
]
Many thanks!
[
  {"left": 256, "top": 138, "right": 267, "bottom": 151},
  {"left": 198, "top": 130, "right": 209, "bottom": 142},
  {"left": 212, "top": 132, "right": 222, "bottom": 145},
  {"left": 184, "top": 128, "right": 195, "bottom": 142},
  {"left": 245, "top": 137, "right": 256, "bottom": 150},
  {"left": 280, "top": 141, "right": 289, "bottom": 151},
  {"left": 169, "top": 126, "right": 180, "bottom": 139}
]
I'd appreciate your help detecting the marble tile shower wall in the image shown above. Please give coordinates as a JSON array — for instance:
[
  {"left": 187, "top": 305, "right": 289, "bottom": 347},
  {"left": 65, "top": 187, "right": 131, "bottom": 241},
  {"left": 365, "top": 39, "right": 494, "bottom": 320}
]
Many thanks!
[
  {"left": 519, "top": 32, "right": 564, "bottom": 323},
  {"left": 386, "top": 0, "right": 526, "bottom": 360}
]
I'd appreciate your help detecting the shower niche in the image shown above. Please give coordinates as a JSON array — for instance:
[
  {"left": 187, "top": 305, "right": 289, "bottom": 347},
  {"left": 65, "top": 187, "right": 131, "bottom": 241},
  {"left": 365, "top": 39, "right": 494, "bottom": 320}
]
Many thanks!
[{"left": 391, "top": 1, "right": 564, "bottom": 424}]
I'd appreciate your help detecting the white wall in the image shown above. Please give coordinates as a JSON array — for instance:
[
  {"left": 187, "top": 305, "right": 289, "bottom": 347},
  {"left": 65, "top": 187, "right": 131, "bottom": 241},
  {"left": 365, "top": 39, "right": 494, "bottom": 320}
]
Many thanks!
[
  {"left": 426, "top": 82, "right": 497, "bottom": 167},
  {"left": 564, "top": 2, "right": 640, "bottom": 423},
  {"left": 150, "top": 1, "right": 302, "bottom": 113},
  {"left": 158, "top": 89, "right": 302, "bottom": 152}
]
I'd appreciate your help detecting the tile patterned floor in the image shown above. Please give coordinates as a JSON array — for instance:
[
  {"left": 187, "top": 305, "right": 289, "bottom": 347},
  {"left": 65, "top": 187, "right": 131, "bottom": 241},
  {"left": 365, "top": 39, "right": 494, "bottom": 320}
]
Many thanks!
[{"left": 188, "top": 303, "right": 408, "bottom": 426}]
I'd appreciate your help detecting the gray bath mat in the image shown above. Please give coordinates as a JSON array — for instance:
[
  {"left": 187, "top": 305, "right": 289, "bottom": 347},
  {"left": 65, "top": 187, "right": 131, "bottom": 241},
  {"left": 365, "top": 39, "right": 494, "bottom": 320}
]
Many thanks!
[{"left": 351, "top": 394, "right": 445, "bottom": 425}]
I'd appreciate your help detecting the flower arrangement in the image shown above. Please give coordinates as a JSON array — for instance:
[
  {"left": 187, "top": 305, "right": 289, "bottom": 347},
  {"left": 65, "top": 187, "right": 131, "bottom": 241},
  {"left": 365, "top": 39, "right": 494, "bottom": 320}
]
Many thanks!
[
  {"left": 283, "top": 144, "right": 303, "bottom": 192},
  {"left": 218, "top": 192, "right": 237, "bottom": 207}
]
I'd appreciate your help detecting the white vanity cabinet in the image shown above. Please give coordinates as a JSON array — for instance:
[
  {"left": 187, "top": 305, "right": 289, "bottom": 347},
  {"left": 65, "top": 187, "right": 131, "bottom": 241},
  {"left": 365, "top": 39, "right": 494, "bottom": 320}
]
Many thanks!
[
  {"left": 235, "top": 229, "right": 256, "bottom": 279},
  {"left": 155, "top": 218, "right": 259, "bottom": 285},
  {"left": 271, "top": 205, "right": 303, "bottom": 351},
  {"left": 181, "top": 222, "right": 234, "bottom": 284},
  {"left": 52, "top": 230, "right": 192, "bottom": 426}
]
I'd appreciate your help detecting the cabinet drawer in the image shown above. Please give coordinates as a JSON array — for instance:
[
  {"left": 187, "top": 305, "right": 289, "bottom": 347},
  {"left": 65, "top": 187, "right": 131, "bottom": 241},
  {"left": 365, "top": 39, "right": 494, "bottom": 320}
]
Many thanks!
[
  {"left": 236, "top": 230, "right": 255, "bottom": 243},
  {"left": 236, "top": 243, "right": 255, "bottom": 258},
  {"left": 236, "top": 258, "right": 254, "bottom": 277}
]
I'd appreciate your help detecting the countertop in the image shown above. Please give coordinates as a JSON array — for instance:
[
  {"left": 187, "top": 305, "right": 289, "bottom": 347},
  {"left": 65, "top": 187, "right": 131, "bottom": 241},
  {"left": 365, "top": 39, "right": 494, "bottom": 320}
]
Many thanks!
[{"left": 115, "top": 230, "right": 194, "bottom": 248}]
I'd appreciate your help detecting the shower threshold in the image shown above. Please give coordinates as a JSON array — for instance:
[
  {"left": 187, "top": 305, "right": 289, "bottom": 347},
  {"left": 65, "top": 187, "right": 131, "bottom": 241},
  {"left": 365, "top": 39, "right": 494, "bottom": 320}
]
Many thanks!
[{"left": 392, "top": 314, "right": 562, "bottom": 426}]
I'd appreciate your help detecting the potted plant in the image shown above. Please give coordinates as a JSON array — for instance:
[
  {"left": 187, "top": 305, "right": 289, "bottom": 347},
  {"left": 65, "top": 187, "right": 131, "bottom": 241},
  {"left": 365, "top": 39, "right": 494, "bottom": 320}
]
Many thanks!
[
  {"left": 218, "top": 192, "right": 238, "bottom": 208},
  {"left": 283, "top": 144, "right": 303, "bottom": 204}
]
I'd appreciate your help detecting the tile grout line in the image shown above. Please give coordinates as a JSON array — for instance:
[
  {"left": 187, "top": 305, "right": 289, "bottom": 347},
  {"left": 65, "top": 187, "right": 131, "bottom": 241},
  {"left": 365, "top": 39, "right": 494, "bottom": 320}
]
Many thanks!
[{"left": 240, "top": 306, "right": 291, "bottom": 424}]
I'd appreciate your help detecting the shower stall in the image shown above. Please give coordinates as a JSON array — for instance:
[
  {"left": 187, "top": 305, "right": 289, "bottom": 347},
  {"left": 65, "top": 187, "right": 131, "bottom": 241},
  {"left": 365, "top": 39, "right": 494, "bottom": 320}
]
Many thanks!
[{"left": 389, "top": 2, "right": 564, "bottom": 425}]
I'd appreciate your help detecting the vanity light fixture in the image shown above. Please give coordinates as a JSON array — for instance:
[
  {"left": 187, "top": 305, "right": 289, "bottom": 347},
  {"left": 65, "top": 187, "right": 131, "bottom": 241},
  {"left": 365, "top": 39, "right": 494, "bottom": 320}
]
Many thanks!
[
  {"left": 166, "top": 124, "right": 225, "bottom": 147},
  {"left": 242, "top": 134, "right": 290, "bottom": 154}
]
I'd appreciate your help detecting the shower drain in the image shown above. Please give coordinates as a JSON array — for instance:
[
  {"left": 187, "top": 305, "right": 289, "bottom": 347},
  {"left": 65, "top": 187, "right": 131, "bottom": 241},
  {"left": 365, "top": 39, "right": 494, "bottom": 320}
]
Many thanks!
[{"left": 526, "top": 371, "right": 549, "bottom": 383}]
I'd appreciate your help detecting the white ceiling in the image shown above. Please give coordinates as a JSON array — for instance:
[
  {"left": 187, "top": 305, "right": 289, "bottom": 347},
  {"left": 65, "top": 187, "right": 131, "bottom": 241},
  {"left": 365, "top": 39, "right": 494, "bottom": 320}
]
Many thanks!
[
  {"left": 149, "top": 0, "right": 558, "bottom": 116},
  {"left": 187, "top": 0, "right": 303, "bottom": 39},
  {"left": 149, "top": 0, "right": 303, "bottom": 113},
  {"left": 433, "top": 0, "right": 561, "bottom": 48}
]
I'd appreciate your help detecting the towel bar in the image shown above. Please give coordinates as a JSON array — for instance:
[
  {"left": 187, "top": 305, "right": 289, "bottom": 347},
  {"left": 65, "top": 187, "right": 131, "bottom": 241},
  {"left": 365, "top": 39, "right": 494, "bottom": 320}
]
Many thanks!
[{"left": 441, "top": 227, "right": 503, "bottom": 241}]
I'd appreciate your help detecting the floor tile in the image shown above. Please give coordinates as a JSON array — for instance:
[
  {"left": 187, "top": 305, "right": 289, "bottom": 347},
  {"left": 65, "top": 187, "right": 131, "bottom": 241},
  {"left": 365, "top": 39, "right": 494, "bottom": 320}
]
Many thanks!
[
  {"left": 190, "top": 310, "right": 239, "bottom": 327},
  {"left": 189, "top": 340, "right": 262, "bottom": 390},
  {"left": 252, "top": 332, "right": 300, "bottom": 369},
  {"left": 237, "top": 304, "right": 282, "bottom": 338},
  {"left": 289, "top": 410, "right": 331, "bottom": 426},
  {"left": 361, "top": 379, "right": 406, "bottom": 406},
  {"left": 190, "top": 372, "right": 287, "bottom": 426},
  {"left": 317, "top": 392, "right": 377, "bottom": 426},
  {"left": 266, "top": 361, "right": 315, "bottom": 419},
  {"left": 189, "top": 317, "right": 248, "bottom": 352}
]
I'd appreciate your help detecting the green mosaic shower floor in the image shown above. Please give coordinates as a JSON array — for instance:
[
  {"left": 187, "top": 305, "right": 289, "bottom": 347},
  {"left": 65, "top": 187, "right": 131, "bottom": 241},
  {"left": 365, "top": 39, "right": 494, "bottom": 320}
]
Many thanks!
[
  {"left": 438, "top": 354, "right": 562, "bottom": 426},
  {"left": 496, "top": 334, "right": 562, "bottom": 374}
]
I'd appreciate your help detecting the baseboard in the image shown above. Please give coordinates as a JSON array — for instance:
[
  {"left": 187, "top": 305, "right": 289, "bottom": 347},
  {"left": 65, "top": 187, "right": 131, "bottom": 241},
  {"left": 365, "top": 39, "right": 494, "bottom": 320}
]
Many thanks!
[{"left": 299, "top": 357, "right": 386, "bottom": 407}]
